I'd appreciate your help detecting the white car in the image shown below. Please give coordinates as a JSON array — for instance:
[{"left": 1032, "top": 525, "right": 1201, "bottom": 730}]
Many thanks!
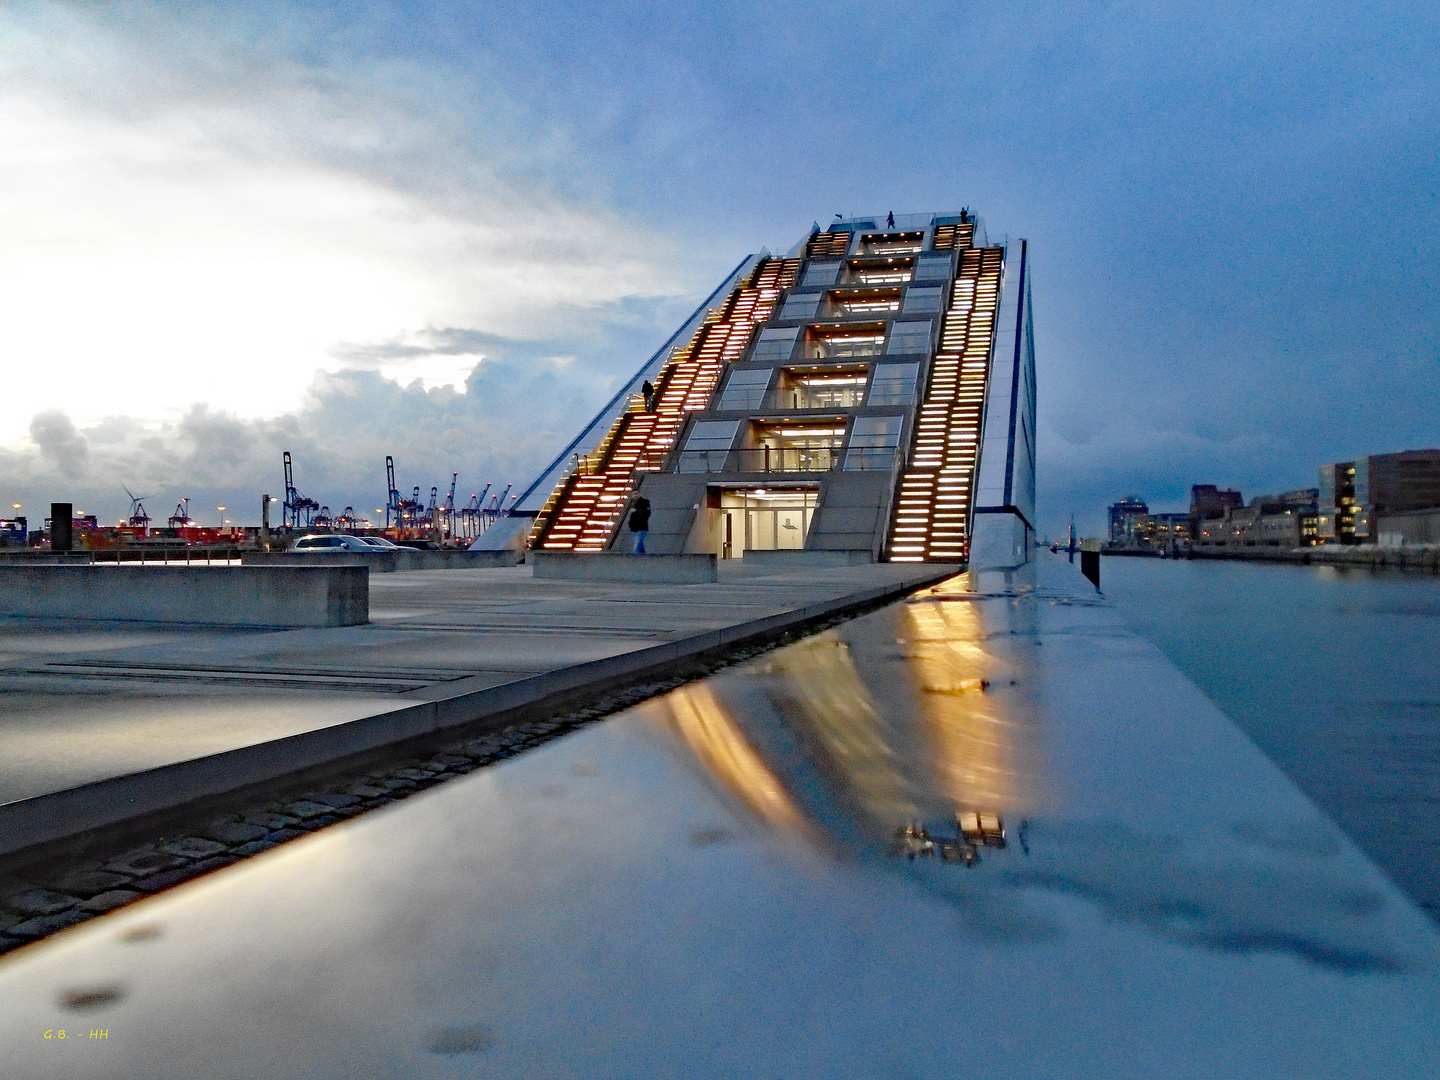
[{"left": 288, "top": 535, "right": 398, "bottom": 552}]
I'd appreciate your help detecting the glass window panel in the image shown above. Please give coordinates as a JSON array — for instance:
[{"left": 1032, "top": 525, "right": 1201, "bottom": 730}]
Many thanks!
[
  {"left": 913, "top": 255, "right": 952, "bottom": 281},
  {"left": 781, "top": 294, "right": 821, "bottom": 320},
  {"left": 886, "top": 320, "right": 932, "bottom": 355},
  {"left": 685, "top": 420, "right": 741, "bottom": 450},
  {"left": 867, "top": 363, "right": 920, "bottom": 406},
  {"left": 903, "top": 287, "right": 944, "bottom": 313},
  {"left": 844, "top": 414, "right": 904, "bottom": 471},
  {"left": 752, "top": 327, "right": 799, "bottom": 362},
  {"left": 788, "top": 374, "right": 866, "bottom": 410},
  {"left": 679, "top": 419, "right": 741, "bottom": 473},
  {"left": 802, "top": 261, "right": 841, "bottom": 287},
  {"left": 717, "top": 369, "right": 773, "bottom": 411}
]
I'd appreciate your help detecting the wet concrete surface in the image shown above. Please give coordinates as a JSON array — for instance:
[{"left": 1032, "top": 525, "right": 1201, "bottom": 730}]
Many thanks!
[{"left": 2, "top": 559, "right": 1437, "bottom": 1077}]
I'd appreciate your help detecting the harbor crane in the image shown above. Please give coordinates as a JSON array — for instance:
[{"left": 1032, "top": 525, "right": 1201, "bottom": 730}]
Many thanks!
[
  {"left": 384, "top": 456, "right": 427, "bottom": 530},
  {"left": 282, "top": 451, "right": 320, "bottom": 530},
  {"left": 441, "top": 473, "right": 458, "bottom": 538},
  {"left": 385, "top": 456, "right": 401, "bottom": 528},
  {"left": 167, "top": 498, "right": 194, "bottom": 528},
  {"left": 122, "top": 485, "right": 153, "bottom": 529}
]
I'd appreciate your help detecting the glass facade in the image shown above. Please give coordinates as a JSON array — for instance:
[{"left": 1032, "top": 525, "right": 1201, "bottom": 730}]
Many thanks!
[{"left": 528, "top": 211, "right": 1025, "bottom": 564}]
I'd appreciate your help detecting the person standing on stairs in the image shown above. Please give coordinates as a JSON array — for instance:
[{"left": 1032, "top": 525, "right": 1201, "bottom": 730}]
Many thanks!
[{"left": 628, "top": 496, "right": 651, "bottom": 554}]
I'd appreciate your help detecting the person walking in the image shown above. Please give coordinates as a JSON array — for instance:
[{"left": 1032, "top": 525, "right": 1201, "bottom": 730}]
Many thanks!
[
  {"left": 628, "top": 496, "right": 651, "bottom": 554},
  {"left": 642, "top": 379, "right": 655, "bottom": 410},
  {"left": 886, "top": 210, "right": 895, "bottom": 228}
]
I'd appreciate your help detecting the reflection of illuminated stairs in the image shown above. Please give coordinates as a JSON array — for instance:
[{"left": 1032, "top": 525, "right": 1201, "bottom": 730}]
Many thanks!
[
  {"left": 531, "top": 257, "right": 800, "bottom": 551},
  {"left": 886, "top": 244, "right": 1003, "bottom": 562}
]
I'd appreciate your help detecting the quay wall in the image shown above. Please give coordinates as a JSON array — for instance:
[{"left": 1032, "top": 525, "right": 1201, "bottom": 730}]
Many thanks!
[{"left": 1105, "top": 546, "right": 1440, "bottom": 572}]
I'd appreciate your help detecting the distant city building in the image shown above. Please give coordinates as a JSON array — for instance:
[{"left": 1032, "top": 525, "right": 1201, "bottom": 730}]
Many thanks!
[
  {"left": 1318, "top": 450, "right": 1440, "bottom": 543},
  {"left": 1108, "top": 496, "right": 1148, "bottom": 544},
  {"left": 1194, "top": 490, "right": 1319, "bottom": 549},
  {"left": 1144, "top": 512, "right": 1193, "bottom": 550},
  {"left": 1190, "top": 484, "right": 1243, "bottom": 521}
]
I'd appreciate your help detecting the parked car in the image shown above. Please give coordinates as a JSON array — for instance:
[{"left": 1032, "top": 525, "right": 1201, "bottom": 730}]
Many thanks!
[
  {"left": 288, "top": 535, "right": 383, "bottom": 553},
  {"left": 355, "top": 536, "right": 401, "bottom": 549},
  {"left": 396, "top": 539, "right": 441, "bottom": 550}
]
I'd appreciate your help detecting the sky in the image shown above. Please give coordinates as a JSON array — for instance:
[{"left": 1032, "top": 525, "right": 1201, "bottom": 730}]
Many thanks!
[{"left": 1, "top": 0, "right": 1437, "bottom": 535}]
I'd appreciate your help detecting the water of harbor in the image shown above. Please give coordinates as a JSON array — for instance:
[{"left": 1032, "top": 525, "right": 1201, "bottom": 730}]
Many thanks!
[{"left": 1102, "top": 555, "right": 1440, "bottom": 920}]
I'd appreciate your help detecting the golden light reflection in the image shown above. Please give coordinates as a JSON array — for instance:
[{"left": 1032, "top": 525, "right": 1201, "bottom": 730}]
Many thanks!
[
  {"left": 903, "top": 573, "right": 1016, "bottom": 812},
  {"left": 661, "top": 683, "right": 808, "bottom": 833},
  {"left": 776, "top": 635, "right": 921, "bottom": 826}
]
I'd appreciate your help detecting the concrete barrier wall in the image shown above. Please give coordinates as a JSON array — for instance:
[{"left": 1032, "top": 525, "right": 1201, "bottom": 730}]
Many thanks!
[
  {"left": 737, "top": 549, "right": 874, "bottom": 568},
  {"left": 531, "top": 551, "right": 718, "bottom": 583},
  {"left": 242, "top": 549, "right": 521, "bottom": 573},
  {"left": 0, "top": 565, "right": 368, "bottom": 627}
]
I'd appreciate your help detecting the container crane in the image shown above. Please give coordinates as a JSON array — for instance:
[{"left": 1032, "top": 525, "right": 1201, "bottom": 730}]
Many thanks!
[
  {"left": 441, "top": 473, "right": 458, "bottom": 539},
  {"left": 282, "top": 451, "right": 320, "bottom": 530},
  {"left": 168, "top": 499, "right": 194, "bottom": 528},
  {"left": 385, "top": 456, "right": 402, "bottom": 529},
  {"left": 122, "top": 485, "right": 153, "bottom": 529}
]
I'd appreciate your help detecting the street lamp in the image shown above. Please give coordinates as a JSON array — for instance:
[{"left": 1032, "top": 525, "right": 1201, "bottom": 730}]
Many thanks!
[{"left": 217, "top": 505, "right": 226, "bottom": 530}]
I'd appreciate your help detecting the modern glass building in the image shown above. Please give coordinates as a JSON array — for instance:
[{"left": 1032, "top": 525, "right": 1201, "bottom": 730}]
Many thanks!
[
  {"left": 514, "top": 212, "right": 1035, "bottom": 566},
  {"left": 1317, "top": 450, "right": 1440, "bottom": 543}
]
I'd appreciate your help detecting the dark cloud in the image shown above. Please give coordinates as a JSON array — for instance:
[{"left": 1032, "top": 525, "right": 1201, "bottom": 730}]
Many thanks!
[{"left": 28, "top": 410, "right": 89, "bottom": 478}]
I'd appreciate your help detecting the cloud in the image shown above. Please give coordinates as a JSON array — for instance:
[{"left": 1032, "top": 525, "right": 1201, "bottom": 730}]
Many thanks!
[
  {"left": 0, "top": 318, "right": 658, "bottom": 526},
  {"left": 0, "top": 1, "right": 693, "bottom": 442},
  {"left": 28, "top": 411, "right": 90, "bottom": 478}
]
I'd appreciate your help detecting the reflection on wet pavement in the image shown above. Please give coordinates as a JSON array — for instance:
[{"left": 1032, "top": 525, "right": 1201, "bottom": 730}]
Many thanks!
[
  {"left": 644, "top": 566, "right": 1418, "bottom": 974},
  {"left": 660, "top": 682, "right": 808, "bottom": 834}
]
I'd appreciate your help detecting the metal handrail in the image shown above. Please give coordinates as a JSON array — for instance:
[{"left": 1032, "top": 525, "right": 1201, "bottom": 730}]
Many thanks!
[{"left": 675, "top": 447, "right": 901, "bottom": 475}]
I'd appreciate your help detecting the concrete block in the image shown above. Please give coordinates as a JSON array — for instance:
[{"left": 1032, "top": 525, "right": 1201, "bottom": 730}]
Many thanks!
[
  {"left": 0, "top": 565, "right": 368, "bottom": 628},
  {"left": 811, "top": 506, "right": 879, "bottom": 533},
  {"left": 469, "top": 516, "right": 530, "bottom": 553},
  {"left": 242, "top": 550, "right": 519, "bottom": 573},
  {"left": 810, "top": 533, "right": 883, "bottom": 552},
  {"left": 531, "top": 552, "right": 719, "bottom": 584},
  {"left": 738, "top": 550, "right": 875, "bottom": 568}
]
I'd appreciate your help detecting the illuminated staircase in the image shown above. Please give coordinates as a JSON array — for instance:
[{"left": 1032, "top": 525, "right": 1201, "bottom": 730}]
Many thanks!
[
  {"left": 885, "top": 244, "right": 1004, "bottom": 562},
  {"left": 806, "top": 230, "right": 852, "bottom": 259},
  {"left": 531, "top": 257, "right": 800, "bottom": 551}
]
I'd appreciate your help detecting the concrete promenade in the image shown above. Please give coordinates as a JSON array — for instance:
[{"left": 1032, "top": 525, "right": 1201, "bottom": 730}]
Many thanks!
[
  {"left": 0, "top": 560, "right": 949, "bottom": 855},
  {"left": 2, "top": 556, "right": 1437, "bottom": 1077}
]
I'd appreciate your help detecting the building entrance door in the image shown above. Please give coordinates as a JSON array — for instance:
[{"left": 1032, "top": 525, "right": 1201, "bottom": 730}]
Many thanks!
[{"left": 716, "top": 489, "right": 817, "bottom": 557}]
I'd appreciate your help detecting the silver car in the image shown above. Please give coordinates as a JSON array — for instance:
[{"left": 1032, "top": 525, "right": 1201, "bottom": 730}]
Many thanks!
[{"left": 288, "top": 535, "right": 393, "bottom": 552}]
